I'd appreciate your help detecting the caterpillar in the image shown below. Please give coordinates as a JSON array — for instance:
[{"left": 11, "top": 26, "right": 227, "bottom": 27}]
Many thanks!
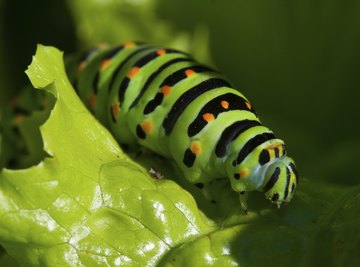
[{"left": 69, "top": 41, "right": 299, "bottom": 208}]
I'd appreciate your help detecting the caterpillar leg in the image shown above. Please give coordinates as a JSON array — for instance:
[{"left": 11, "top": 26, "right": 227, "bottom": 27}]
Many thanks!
[
  {"left": 194, "top": 183, "right": 217, "bottom": 204},
  {"left": 149, "top": 167, "right": 163, "bottom": 179},
  {"left": 239, "top": 191, "right": 249, "bottom": 214}
]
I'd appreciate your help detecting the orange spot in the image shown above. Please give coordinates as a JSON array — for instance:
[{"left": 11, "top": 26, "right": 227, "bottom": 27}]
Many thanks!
[
  {"left": 156, "top": 49, "right": 166, "bottom": 56},
  {"left": 41, "top": 98, "right": 49, "bottom": 109},
  {"left": 190, "top": 142, "right": 202, "bottom": 155},
  {"left": 128, "top": 67, "right": 140, "bottom": 78},
  {"left": 185, "top": 69, "right": 195, "bottom": 77},
  {"left": 14, "top": 114, "right": 26, "bottom": 125},
  {"left": 141, "top": 120, "right": 153, "bottom": 134},
  {"left": 239, "top": 168, "right": 249, "bottom": 178},
  {"left": 88, "top": 94, "right": 97, "bottom": 110},
  {"left": 111, "top": 102, "right": 121, "bottom": 120},
  {"left": 100, "top": 59, "right": 112, "bottom": 70},
  {"left": 221, "top": 100, "right": 229, "bottom": 109},
  {"left": 161, "top": 85, "right": 172, "bottom": 96},
  {"left": 124, "top": 41, "right": 136, "bottom": 48},
  {"left": 245, "top": 102, "right": 252, "bottom": 110},
  {"left": 78, "top": 62, "right": 86, "bottom": 72},
  {"left": 202, "top": 113, "right": 215, "bottom": 123}
]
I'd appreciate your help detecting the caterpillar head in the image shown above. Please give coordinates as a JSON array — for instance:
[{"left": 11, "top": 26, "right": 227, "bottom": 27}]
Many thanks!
[
  {"left": 261, "top": 157, "right": 298, "bottom": 207},
  {"left": 225, "top": 141, "right": 299, "bottom": 207}
]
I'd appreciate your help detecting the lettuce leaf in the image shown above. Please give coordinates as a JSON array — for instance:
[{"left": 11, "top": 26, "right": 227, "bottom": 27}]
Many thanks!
[
  {"left": 0, "top": 45, "right": 214, "bottom": 266},
  {"left": 0, "top": 45, "right": 359, "bottom": 266}
]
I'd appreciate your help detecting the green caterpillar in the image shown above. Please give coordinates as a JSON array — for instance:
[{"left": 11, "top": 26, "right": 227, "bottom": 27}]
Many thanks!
[{"left": 70, "top": 41, "right": 298, "bottom": 208}]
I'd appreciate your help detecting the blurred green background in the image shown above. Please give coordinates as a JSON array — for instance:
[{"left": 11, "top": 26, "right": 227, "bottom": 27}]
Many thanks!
[{"left": 0, "top": 0, "right": 359, "bottom": 264}]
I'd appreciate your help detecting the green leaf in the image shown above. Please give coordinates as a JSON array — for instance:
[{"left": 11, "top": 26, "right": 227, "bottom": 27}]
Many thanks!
[
  {"left": 0, "top": 45, "right": 214, "bottom": 266},
  {"left": 306, "top": 185, "right": 360, "bottom": 266}
]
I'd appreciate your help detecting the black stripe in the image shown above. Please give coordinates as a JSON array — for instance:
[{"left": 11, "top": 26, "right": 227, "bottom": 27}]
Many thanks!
[
  {"left": 259, "top": 149, "right": 271, "bottom": 165},
  {"left": 144, "top": 93, "right": 164, "bottom": 114},
  {"left": 263, "top": 167, "right": 280, "bottom": 192},
  {"left": 234, "top": 132, "right": 276, "bottom": 165},
  {"left": 160, "top": 65, "right": 213, "bottom": 87},
  {"left": 163, "top": 78, "right": 231, "bottom": 135},
  {"left": 274, "top": 147, "right": 279, "bottom": 158},
  {"left": 92, "top": 72, "right": 100, "bottom": 94},
  {"left": 78, "top": 44, "right": 123, "bottom": 68},
  {"left": 134, "top": 49, "right": 187, "bottom": 68},
  {"left": 109, "top": 46, "right": 153, "bottom": 93},
  {"left": 183, "top": 148, "right": 196, "bottom": 167},
  {"left": 104, "top": 45, "right": 124, "bottom": 59},
  {"left": 136, "top": 124, "right": 146, "bottom": 139},
  {"left": 289, "top": 162, "right": 299, "bottom": 184},
  {"left": 188, "top": 93, "right": 256, "bottom": 137},
  {"left": 284, "top": 166, "right": 291, "bottom": 199},
  {"left": 134, "top": 51, "right": 160, "bottom": 67},
  {"left": 130, "top": 57, "right": 193, "bottom": 109},
  {"left": 118, "top": 77, "right": 130, "bottom": 103},
  {"left": 165, "top": 48, "right": 190, "bottom": 56},
  {"left": 78, "top": 47, "right": 99, "bottom": 63},
  {"left": 215, "top": 120, "right": 261, "bottom": 157}
]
